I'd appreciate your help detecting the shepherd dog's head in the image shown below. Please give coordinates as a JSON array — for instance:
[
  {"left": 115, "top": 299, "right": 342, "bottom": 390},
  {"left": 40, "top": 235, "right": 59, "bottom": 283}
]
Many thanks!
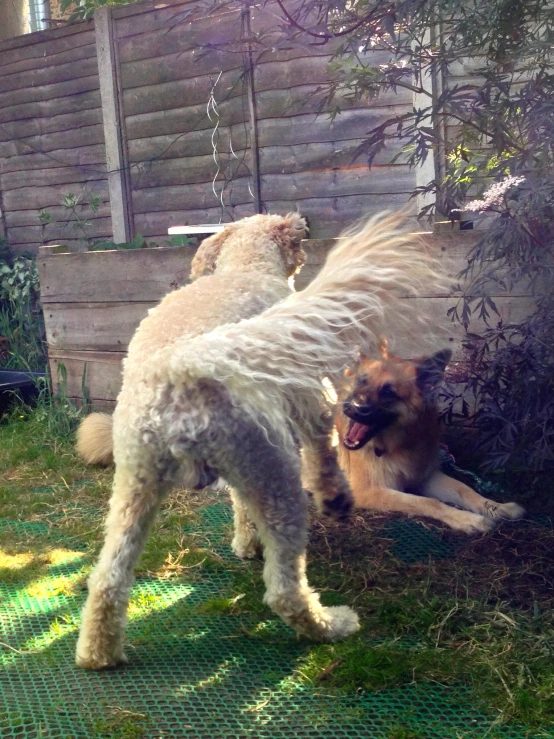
[{"left": 338, "top": 348, "right": 452, "bottom": 451}]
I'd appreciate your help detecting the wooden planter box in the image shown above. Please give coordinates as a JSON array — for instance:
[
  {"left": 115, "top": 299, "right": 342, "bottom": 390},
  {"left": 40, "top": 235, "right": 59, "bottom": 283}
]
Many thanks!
[{"left": 37, "top": 232, "right": 530, "bottom": 411}]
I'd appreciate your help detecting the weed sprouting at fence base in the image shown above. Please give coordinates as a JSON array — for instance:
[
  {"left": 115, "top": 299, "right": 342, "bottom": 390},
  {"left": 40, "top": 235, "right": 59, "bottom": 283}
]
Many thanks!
[{"left": 0, "top": 298, "right": 46, "bottom": 372}]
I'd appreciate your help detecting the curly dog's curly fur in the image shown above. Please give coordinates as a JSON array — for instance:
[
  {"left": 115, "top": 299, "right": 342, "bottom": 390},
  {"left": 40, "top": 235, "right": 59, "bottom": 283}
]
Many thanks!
[{"left": 75, "top": 212, "right": 444, "bottom": 669}]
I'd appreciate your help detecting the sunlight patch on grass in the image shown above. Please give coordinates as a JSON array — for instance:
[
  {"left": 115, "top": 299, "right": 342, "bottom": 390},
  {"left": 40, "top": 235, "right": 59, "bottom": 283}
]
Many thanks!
[{"left": 127, "top": 583, "right": 195, "bottom": 621}]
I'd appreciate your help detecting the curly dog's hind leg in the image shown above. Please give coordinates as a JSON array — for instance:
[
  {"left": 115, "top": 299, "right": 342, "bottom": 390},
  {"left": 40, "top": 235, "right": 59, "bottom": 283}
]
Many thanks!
[
  {"left": 210, "top": 411, "right": 359, "bottom": 642},
  {"left": 76, "top": 462, "right": 165, "bottom": 669}
]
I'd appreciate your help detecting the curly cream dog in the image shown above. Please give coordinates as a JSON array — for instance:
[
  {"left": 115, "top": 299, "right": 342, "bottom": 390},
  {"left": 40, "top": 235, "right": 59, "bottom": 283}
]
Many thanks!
[{"left": 75, "top": 212, "right": 442, "bottom": 669}]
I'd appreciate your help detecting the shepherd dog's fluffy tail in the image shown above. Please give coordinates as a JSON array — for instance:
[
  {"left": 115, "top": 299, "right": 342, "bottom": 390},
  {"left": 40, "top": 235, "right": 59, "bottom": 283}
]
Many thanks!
[
  {"left": 76, "top": 412, "right": 114, "bottom": 465},
  {"left": 168, "top": 212, "right": 448, "bottom": 438}
]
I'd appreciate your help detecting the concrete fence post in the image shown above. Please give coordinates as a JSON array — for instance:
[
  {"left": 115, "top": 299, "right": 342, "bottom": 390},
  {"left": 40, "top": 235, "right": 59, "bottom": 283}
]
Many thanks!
[{"left": 95, "top": 6, "right": 133, "bottom": 243}]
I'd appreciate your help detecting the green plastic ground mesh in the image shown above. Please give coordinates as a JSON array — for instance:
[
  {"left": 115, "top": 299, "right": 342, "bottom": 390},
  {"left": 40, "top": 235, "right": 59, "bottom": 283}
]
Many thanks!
[{"left": 0, "top": 504, "right": 541, "bottom": 739}]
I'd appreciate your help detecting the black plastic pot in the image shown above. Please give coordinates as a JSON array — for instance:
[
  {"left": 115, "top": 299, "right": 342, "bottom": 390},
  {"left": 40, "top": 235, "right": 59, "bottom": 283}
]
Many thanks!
[{"left": 0, "top": 371, "right": 45, "bottom": 415}]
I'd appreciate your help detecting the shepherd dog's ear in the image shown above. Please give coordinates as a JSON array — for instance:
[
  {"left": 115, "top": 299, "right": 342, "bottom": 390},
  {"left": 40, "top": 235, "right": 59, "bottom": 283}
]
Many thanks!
[
  {"left": 415, "top": 349, "right": 452, "bottom": 391},
  {"left": 190, "top": 227, "right": 236, "bottom": 280},
  {"left": 343, "top": 348, "right": 365, "bottom": 378}
]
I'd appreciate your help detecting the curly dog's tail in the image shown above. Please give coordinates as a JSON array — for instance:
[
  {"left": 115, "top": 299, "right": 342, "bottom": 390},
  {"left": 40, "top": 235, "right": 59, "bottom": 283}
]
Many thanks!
[
  {"left": 76, "top": 412, "right": 114, "bottom": 465},
  {"left": 169, "top": 212, "right": 449, "bottom": 437}
]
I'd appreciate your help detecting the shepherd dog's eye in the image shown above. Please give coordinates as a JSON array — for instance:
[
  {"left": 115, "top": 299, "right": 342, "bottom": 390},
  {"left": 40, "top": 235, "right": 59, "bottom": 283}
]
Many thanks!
[{"left": 379, "top": 383, "right": 398, "bottom": 402}]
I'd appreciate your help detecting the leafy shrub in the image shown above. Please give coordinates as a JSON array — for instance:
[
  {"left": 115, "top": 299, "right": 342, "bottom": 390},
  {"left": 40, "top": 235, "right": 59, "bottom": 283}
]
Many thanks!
[{"left": 0, "top": 254, "right": 46, "bottom": 371}]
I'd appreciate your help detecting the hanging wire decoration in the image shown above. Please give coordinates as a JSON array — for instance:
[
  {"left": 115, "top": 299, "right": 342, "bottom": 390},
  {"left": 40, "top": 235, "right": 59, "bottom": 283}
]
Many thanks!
[
  {"left": 229, "top": 131, "right": 256, "bottom": 202},
  {"left": 206, "top": 71, "right": 225, "bottom": 222},
  {"left": 206, "top": 69, "right": 256, "bottom": 223}
]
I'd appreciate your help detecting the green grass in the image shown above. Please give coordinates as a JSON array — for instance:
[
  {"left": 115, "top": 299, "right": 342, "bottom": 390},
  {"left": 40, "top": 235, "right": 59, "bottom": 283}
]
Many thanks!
[{"left": 1, "top": 403, "right": 554, "bottom": 736}]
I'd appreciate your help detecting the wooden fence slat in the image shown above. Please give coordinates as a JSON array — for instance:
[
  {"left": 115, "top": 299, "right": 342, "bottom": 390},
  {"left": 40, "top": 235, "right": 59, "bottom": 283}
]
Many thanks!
[
  {"left": 0, "top": 20, "right": 95, "bottom": 62},
  {"left": 0, "top": 55, "right": 99, "bottom": 95},
  {"left": 8, "top": 218, "right": 113, "bottom": 246},
  {"left": 0, "top": 125, "right": 105, "bottom": 160},
  {"left": 0, "top": 146, "right": 106, "bottom": 174},
  {"left": 38, "top": 234, "right": 478, "bottom": 303},
  {"left": 49, "top": 349, "right": 125, "bottom": 402},
  {"left": 2, "top": 166, "right": 108, "bottom": 193},
  {"left": 0, "top": 90, "right": 102, "bottom": 126},
  {"left": 0, "top": 74, "right": 100, "bottom": 111},
  {"left": 0, "top": 109, "right": 103, "bottom": 144},
  {"left": 0, "top": 36, "right": 97, "bottom": 77},
  {"left": 39, "top": 247, "right": 194, "bottom": 303},
  {"left": 3, "top": 182, "right": 109, "bottom": 211},
  {"left": 43, "top": 301, "right": 156, "bottom": 351}
]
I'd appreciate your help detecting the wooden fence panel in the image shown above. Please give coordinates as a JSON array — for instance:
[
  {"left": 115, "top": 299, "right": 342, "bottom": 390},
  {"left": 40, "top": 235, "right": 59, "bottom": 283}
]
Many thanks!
[
  {"left": 114, "top": 2, "right": 255, "bottom": 241},
  {"left": 38, "top": 232, "right": 516, "bottom": 409},
  {"left": 0, "top": 21, "right": 110, "bottom": 255},
  {"left": 0, "top": 0, "right": 423, "bottom": 250}
]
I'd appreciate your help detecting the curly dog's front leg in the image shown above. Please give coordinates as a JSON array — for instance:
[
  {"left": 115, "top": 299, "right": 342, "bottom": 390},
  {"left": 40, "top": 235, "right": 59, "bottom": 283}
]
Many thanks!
[{"left": 300, "top": 410, "right": 353, "bottom": 522}]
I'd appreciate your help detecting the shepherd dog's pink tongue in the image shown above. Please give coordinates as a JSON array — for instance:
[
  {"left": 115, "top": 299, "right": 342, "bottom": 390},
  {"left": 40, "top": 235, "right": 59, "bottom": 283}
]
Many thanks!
[{"left": 346, "top": 421, "right": 370, "bottom": 444}]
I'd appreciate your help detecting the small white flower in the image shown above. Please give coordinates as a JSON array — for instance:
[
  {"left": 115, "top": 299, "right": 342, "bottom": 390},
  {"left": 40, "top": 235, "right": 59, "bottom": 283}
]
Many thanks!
[{"left": 465, "top": 176, "right": 526, "bottom": 212}]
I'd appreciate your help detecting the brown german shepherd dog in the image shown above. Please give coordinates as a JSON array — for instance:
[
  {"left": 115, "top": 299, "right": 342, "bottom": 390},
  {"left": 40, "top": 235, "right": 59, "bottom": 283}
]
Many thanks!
[{"left": 335, "top": 348, "right": 525, "bottom": 534}]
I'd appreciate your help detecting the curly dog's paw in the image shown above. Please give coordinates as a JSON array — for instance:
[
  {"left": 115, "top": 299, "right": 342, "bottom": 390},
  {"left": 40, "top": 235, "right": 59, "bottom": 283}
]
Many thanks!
[
  {"left": 299, "top": 604, "right": 360, "bottom": 642},
  {"left": 321, "top": 491, "right": 353, "bottom": 522},
  {"left": 232, "top": 533, "right": 262, "bottom": 560},
  {"left": 75, "top": 636, "right": 128, "bottom": 670}
]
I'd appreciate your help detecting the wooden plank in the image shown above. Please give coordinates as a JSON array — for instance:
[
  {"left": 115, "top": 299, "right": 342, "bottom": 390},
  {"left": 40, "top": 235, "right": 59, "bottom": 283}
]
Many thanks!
[
  {"left": 259, "top": 140, "right": 406, "bottom": 174},
  {"left": 413, "top": 25, "right": 438, "bottom": 216},
  {"left": 129, "top": 154, "right": 251, "bottom": 189},
  {"left": 1, "top": 165, "right": 107, "bottom": 193},
  {"left": 7, "top": 218, "right": 113, "bottom": 246},
  {"left": 256, "top": 107, "right": 408, "bottom": 148},
  {"left": 70, "top": 397, "right": 117, "bottom": 412},
  {"left": 115, "top": 3, "right": 239, "bottom": 44},
  {"left": 131, "top": 178, "right": 259, "bottom": 213},
  {"left": 0, "top": 35, "right": 96, "bottom": 77},
  {"left": 0, "top": 55, "right": 99, "bottom": 95},
  {"left": 121, "top": 67, "right": 245, "bottom": 118},
  {"left": 39, "top": 247, "right": 195, "bottom": 303},
  {"left": 263, "top": 195, "right": 417, "bottom": 238},
  {"left": 0, "top": 124, "right": 105, "bottom": 160},
  {"left": 43, "top": 301, "right": 156, "bottom": 351},
  {"left": 127, "top": 126, "right": 248, "bottom": 163},
  {"left": 260, "top": 167, "right": 414, "bottom": 200},
  {"left": 122, "top": 73, "right": 408, "bottom": 121},
  {"left": 112, "top": 0, "right": 197, "bottom": 22},
  {"left": 130, "top": 168, "right": 413, "bottom": 215},
  {"left": 11, "top": 239, "right": 85, "bottom": 257},
  {"left": 3, "top": 182, "right": 109, "bottom": 211},
  {"left": 132, "top": 205, "right": 255, "bottom": 238},
  {"left": 255, "top": 85, "right": 410, "bottom": 120},
  {"left": 0, "top": 90, "right": 102, "bottom": 125},
  {"left": 124, "top": 95, "right": 407, "bottom": 147},
  {"left": 0, "top": 145, "right": 106, "bottom": 174},
  {"left": 245, "top": 8, "right": 262, "bottom": 214},
  {"left": 37, "top": 232, "right": 480, "bottom": 304},
  {"left": 0, "top": 74, "right": 100, "bottom": 111},
  {"left": 46, "top": 295, "right": 534, "bottom": 404},
  {"left": 96, "top": 6, "right": 133, "bottom": 243},
  {"left": 49, "top": 349, "right": 125, "bottom": 401},
  {"left": 120, "top": 49, "right": 244, "bottom": 90},
  {"left": 0, "top": 108, "right": 103, "bottom": 143},
  {"left": 0, "top": 19, "right": 94, "bottom": 59},
  {"left": 5, "top": 203, "right": 111, "bottom": 227}
]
